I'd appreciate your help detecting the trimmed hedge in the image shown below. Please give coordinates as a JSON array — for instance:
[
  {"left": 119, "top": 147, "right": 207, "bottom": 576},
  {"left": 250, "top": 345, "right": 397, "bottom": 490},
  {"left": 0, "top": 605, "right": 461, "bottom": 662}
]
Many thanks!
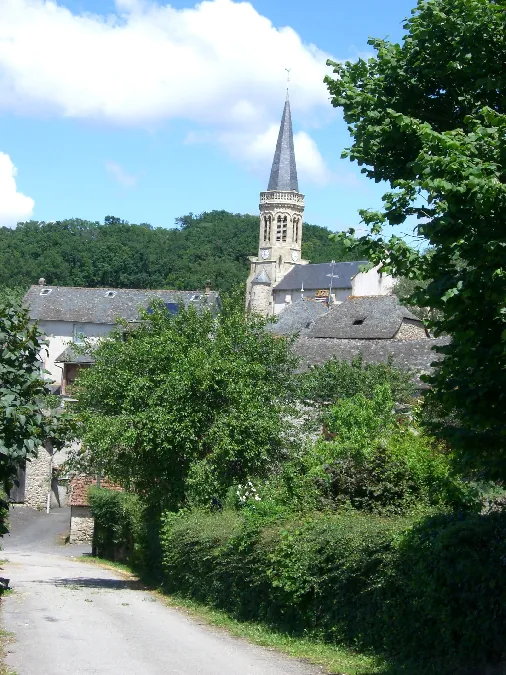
[
  {"left": 160, "top": 508, "right": 506, "bottom": 672},
  {"left": 88, "top": 487, "right": 142, "bottom": 562}
]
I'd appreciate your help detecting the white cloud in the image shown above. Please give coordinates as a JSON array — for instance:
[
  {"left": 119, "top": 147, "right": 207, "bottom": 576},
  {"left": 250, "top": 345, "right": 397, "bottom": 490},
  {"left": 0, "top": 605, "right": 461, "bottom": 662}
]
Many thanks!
[
  {"left": 0, "top": 152, "right": 34, "bottom": 228},
  {"left": 105, "top": 160, "right": 139, "bottom": 188},
  {"left": 0, "top": 0, "right": 335, "bottom": 183}
]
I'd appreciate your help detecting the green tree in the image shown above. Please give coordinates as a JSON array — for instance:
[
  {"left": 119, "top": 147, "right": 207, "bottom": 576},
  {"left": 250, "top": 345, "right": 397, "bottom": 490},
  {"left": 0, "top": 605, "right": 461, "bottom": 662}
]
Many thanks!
[
  {"left": 325, "top": 0, "right": 506, "bottom": 476},
  {"left": 68, "top": 294, "right": 297, "bottom": 512},
  {"left": 0, "top": 293, "right": 60, "bottom": 532},
  {"left": 0, "top": 212, "right": 368, "bottom": 294}
]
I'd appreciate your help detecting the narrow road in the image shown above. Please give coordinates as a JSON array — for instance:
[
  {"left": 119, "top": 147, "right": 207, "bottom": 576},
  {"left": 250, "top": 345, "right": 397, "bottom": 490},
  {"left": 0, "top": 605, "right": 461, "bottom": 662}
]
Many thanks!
[{"left": 1, "top": 507, "right": 320, "bottom": 675}]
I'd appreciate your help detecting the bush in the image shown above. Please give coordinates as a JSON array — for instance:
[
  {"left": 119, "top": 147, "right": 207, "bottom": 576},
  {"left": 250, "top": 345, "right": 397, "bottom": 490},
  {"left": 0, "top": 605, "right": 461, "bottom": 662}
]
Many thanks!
[
  {"left": 88, "top": 487, "right": 143, "bottom": 562},
  {"left": 298, "top": 355, "right": 415, "bottom": 405},
  {"left": 159, "top": 507, "right": 506, "bottom": 672}
]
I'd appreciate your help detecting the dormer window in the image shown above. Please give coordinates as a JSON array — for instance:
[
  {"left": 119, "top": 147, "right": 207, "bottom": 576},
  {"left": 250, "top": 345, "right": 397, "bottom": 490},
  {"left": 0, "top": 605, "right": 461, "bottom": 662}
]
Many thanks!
[
  {"left": 353, "top": 318, "right": 365, "bottom": 326},
  {"left": 190, "top": 294, "right": 201, "bottom": 302},
  {"left": 40, "top": 288, "right": 52, "bottom": 296},
  {"left": 104, "top": 290, "right": 116, "bottom": 298}
]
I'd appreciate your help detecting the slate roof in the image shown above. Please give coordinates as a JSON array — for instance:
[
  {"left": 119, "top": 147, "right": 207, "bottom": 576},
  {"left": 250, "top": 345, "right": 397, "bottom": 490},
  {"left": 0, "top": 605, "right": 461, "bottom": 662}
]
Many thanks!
[
  {"left": 266, "top": 299, "right": 330, "bottom": 336},
  {"left": 307, "top": 295, "right": 423, "bottom": 340},
  {"left": 267, "top": 93, "right": 299, "bottom": 192},
  {"left": 24, "top": 286, "right": 220, "bottom": 324},
  {"left": 253, "top": 269, "right": 271, "bottom": 284},
  {"left": 274, "top": 261, "right": 368, "bottom": 292},
  {"left": 294, "top": 336, "right": 450, "bottom": 386},
  {"left": 54, "top": 346, "right": 96, "bottom": 365}
]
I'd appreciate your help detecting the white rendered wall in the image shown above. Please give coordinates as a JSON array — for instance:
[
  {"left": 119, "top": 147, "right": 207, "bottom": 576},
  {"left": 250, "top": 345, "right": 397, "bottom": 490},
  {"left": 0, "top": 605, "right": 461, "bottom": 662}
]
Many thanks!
[
  {"left": 351, "top": 267, "right": 394, "bottom": 297},
  {"left": 38, "top": 320, "right": 114, "bottom": 385}
]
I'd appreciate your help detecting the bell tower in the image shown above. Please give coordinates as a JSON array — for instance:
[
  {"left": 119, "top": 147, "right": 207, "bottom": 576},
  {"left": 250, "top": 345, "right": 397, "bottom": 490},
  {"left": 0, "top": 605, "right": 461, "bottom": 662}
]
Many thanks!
[{"left": 246, "top": 91, "right": 306, "bottom": 315}]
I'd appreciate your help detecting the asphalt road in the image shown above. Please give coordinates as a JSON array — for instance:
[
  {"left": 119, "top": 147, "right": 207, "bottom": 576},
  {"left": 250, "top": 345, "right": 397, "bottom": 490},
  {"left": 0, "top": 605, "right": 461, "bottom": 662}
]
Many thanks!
[{"left": 1, "top": 507, "right": 321, "bottom": 675}]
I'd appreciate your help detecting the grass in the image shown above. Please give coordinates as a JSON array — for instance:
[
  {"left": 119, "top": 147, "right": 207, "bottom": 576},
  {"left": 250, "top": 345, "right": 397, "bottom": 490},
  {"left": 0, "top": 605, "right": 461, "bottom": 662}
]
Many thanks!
[
  {"left": 79, "top": 555, "right": 388, "bottom": 675},
  {"left": 0, "top": 629, "right": 16, "bottom": 675}
]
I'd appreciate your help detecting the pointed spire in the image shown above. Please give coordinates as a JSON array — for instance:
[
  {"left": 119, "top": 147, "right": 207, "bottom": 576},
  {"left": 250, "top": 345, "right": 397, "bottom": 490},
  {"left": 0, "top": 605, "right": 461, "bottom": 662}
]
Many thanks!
[{"left": 267, "top": 93, "right": 299, "bottom": 192}]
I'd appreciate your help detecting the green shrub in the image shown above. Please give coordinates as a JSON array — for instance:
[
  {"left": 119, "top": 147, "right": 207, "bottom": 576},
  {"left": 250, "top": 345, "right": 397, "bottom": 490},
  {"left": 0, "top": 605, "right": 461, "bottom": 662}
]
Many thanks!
[
  {"left": 323, "top": 384, "right": 395, "bottom": 448},
  {"left": 159, "top": 507, "right": 506, "bottom": 672},
  {"left": 298, "top": 355, "right": 415, "bottom": 405},
  {"left": 88, "top": 487, "right": 143, "bottom": 563}
]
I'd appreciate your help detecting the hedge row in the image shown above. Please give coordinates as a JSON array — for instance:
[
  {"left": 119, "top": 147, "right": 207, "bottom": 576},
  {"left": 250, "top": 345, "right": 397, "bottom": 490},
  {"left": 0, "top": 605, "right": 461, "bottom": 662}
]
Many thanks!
[
  {"left": 88, "top": 488, "right": 506, "bottom": 673},
  {"left": 160, "top": 508, "right": 506, "bottom": 673}
]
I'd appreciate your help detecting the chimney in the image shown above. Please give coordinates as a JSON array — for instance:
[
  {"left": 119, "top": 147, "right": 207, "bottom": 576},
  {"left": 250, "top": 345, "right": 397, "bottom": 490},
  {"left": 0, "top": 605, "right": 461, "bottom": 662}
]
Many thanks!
[
  {"left": 38, "top": 277, "right": 46, "bottom": 286},
  {"left": 205, "top": 279, "right": 212, "bottom": 295}
]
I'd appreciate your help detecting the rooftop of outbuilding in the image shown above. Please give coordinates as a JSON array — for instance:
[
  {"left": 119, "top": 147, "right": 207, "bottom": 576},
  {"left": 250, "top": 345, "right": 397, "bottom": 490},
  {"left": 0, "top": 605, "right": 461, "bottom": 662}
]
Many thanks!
[{"left": 307, "top": 295, "right": 423, "bottom": 340}]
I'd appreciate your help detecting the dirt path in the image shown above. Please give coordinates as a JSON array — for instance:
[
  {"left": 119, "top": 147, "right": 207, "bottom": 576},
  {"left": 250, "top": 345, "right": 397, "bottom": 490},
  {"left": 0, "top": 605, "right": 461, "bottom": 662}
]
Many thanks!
[{"left": 1, "top": 508, "right": 320, "bottom": 675}]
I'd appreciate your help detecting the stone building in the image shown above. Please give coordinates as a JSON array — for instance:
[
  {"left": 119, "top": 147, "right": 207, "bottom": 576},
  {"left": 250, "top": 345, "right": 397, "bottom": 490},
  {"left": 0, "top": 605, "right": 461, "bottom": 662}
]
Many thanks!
[
  {"left": 268, "top": 295, "right": 447, "bottom": 388},
  {"left": 246, "top": 92, "right": 394, "bottom": 316},
  {"left": 69, "top": 476, "right": 122, "bottom": 544}
]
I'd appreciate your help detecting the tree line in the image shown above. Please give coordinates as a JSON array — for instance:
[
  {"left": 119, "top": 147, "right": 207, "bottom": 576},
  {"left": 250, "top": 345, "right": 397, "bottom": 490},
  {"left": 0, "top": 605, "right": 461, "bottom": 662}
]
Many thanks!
[{"left": 0, "top": 211, "right": 367, "bottom": 292}]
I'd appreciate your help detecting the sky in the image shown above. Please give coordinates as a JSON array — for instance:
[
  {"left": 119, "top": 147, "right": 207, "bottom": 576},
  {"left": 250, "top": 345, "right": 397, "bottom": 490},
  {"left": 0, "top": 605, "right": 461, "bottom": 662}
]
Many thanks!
[{"left": 0, "top": 0, "right": 417, "bottom": 232}]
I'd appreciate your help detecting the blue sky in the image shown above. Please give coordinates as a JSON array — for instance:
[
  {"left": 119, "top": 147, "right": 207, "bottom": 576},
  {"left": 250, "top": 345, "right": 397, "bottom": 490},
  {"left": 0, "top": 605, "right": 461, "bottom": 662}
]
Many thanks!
[{"left": 0, "top": 0, "right": 416, "bottom": 232}]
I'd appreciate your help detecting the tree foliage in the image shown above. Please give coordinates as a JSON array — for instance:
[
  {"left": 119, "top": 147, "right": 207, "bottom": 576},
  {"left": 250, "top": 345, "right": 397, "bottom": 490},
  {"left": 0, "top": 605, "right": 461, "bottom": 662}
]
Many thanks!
[
  {"left": 0, "top": 211, "right": 367, "bottom": 293},
  {"left": 68, "top": 294, "right": 298, "bottom": 512},
  {"left": 325, "top": 0, "right": 506, "bottom": 475},
  {"left": 0, "top": 293, "right": 60, "bottom": 520}
]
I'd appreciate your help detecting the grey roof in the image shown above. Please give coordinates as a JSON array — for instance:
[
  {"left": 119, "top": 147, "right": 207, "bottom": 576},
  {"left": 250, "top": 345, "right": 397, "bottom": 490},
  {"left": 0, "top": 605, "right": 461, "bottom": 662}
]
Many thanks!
[
  {"left": 24, "top": 286, "right": 220, "bottom": 324},
  {"left": 267, "top": 93, "right": 299, "bottom": 192},
  {"left": 252, "top": 269, "right": 271, "bottom": 285},
  {"left": 266, "top": 299, "right": 329, "bottom": 336},
  {"left": 308, "top": 295, "right": 423, "bottom": 339},
  {"left": 274, "top": 261, "right": 368, "bottom": 292},
  {"left": 294, "top": 336, "right": 450, "bottom": 386},
  {"left": 54, "top": 346, "right": 96, "bottom": 365}
]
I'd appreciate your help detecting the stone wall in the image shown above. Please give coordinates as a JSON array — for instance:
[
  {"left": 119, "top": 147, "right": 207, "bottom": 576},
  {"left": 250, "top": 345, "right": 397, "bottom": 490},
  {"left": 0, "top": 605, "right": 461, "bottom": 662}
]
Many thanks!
[
  {"left": 70, "top": 506, "right": 94, "bottom": 544},
  {"left": 249, "top": 283, "right": 272, "bottom": 316},
  {"left": 395, "top": 319, "right": 428, "bottom": 341},
  {"left": 24, "top": 446, "right": 52, "bottom": 510}
]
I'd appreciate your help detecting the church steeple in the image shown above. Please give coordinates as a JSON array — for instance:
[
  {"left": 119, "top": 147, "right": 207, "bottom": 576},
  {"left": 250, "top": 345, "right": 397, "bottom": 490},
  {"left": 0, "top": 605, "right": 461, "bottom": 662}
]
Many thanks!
[
  {"left": 267, "top": 92, "right": 299, "bottom": 192},
  {"left": 246, "top": 90, "right": 306, "bottom": 316}
]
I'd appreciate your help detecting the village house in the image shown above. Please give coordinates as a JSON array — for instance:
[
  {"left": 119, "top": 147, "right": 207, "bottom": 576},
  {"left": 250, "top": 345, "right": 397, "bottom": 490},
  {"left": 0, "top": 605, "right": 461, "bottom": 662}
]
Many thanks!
[
  {"left": 270, "top": 295, "right": 448, "bottom": 389},
  {"left": 16, "top": 283, "right": 219, "bottom": 512}
]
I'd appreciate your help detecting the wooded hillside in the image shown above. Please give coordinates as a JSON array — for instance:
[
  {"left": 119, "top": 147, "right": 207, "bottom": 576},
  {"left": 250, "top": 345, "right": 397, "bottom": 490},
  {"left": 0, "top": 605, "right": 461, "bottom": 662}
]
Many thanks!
[{"left": 0, "top": 211, "right": 366, "bottom": 292}]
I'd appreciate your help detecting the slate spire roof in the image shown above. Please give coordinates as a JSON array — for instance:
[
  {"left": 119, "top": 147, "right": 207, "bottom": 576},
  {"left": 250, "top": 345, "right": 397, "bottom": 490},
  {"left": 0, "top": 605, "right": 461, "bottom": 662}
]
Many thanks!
[{"left": 267, "top": 91, "right": 299, "bottom": 192}]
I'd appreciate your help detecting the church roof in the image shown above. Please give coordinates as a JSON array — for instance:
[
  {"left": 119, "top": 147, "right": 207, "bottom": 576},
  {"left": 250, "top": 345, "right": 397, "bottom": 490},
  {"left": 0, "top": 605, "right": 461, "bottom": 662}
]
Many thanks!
[
  {"left": 252, "top": 269, "right": 271, "bottom": 285},
  {"left": 267, "top": 93, "right": 299, "bottom": 192},
  {"left": 307, "top": 295, "right": 422, "bottom": 339},
  {"left": 274, "top": 261, "right": 368, "bottom": 291}
]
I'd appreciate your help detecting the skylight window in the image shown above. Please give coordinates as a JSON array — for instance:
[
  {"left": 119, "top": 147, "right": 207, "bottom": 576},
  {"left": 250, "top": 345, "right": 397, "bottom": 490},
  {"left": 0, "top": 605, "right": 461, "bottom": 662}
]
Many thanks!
[
  {"left": 353, "top": 319, "right": 365, "bottom": 326},
  {"left": 40, "top": 288, "right": 52, "bottom": 296},
  {"left": 190, "top": 294, "right": 201, "bottom": 302},
  {"left": 105, "top": 291, "right": 116, "bottom": 298}
]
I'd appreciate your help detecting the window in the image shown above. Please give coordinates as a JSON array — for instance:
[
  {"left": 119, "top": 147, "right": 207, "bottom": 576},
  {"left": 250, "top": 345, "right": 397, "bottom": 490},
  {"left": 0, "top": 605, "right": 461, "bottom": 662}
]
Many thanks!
[
  {"left": 293, "top": 217, "right": 299, "bottom": 244},
  {"left": 190, "top": 294, "right": 201, "bottom": 301},
  {"left": 104, "top": 290, "right": 116, "bottom": 298},
  {"left": 353, "top": 319, "right": 365, "bottom": 326},
  {"left": 73, "top": 324, "right": 85, "bottom": 344},
  {"left": 40, "top": 288, "right": 52, "bottom": 296},
  {"left": 276, "top": 215, "right": 288, "bottom": 242}
]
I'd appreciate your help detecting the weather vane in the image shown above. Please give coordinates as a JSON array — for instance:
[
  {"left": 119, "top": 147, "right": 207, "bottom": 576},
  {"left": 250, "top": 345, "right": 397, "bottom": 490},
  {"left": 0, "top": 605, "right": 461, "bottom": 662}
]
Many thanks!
[{"left": 285, "top": 68, "right": 291, "bottom": 83}]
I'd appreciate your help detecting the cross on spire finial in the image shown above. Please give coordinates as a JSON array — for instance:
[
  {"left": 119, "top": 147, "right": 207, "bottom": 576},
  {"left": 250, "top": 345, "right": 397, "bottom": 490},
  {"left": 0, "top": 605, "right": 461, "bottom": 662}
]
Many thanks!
[{"left": 285, "top": 68, "right": 291, "bottom": 83}]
